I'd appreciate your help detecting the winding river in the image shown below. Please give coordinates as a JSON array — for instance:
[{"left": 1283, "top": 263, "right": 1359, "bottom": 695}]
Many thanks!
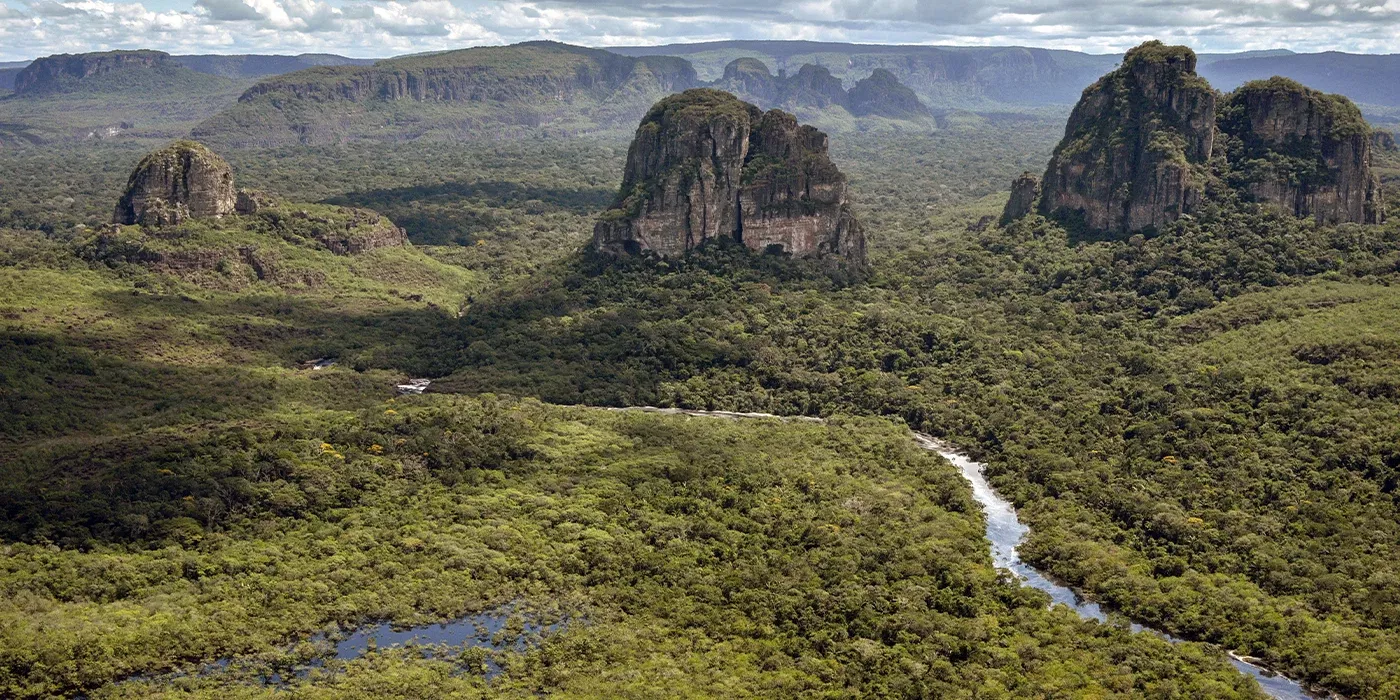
[
  {"left": 157, "top": 400, "right": 1319, "bottom": 697},
  {"left": 912, "top": 433, "right": 1324, "bottom": 699},
  {"left": 611, "top": 407, "right": 1322, "bottom": 699}
]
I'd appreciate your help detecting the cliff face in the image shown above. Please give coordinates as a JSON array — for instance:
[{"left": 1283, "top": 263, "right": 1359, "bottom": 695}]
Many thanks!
[
  {"left": 739, "top": 109, "right": 865, "bottom": 259},
  {"left": 594, "top": 89, "right": 864, "bottom": 263},
  {"left": 14, "top": 50, "right": 170, "bottom": 96},
  {"left": 1040, "top": 41, "right": 1217, "bottom": 236},
  {"left": 1219, "top": 78, "right": 1383, "bottom": 224},
  {"left": 114, "top": 141, "right": 236, "bottom": 226},
  {"left": 1001, "top": 172, "right": 1040, "bottom": 224}
]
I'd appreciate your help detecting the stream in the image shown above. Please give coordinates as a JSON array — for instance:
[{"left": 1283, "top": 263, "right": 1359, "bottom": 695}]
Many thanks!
[
  {"left": 131, "top": 399, "right": 1322, "bottom": 697},
  {"left": 912, "top": 433, "right": 1325, "bottom": 700},
  {"left": 612, "top": 407, "right": 1323, "bottom": 698}
]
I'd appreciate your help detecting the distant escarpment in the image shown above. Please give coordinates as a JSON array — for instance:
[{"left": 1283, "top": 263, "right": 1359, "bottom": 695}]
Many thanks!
[
  {"left": 193, "top": 42, "right": 699, "bottom": 146},
  {"left": 1218, "top": 77, "right": 1382, "bottom": 225},
  {"left": 1038, "top": 41, "right": 1216, "bottom": 235},
  {"left": 713, "top": 59, "right": 931, "bottom": 120},
  {"left": 11, "top": 50, "right": 229, "bottom": 98},
  {"left": 593, "top": 89, "right": 864, "bottom": 263},
  {"left": 1011, "top": 41, "right": 1385, "bottom": 234}
]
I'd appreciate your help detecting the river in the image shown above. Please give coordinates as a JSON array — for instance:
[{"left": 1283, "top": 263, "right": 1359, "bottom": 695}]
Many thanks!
[
  {"left": 611, "top": 406, "right": 1325, "bottom": 698},
  {"left": 912, "top": 433, "right": 1325, "bottom": 700}
]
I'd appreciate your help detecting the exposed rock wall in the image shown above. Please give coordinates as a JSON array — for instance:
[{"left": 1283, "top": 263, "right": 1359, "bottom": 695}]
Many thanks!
[
  {"left": 1219, "top": 77, "right": 1383, "bottom": 224},
  {"left": 594, "top": 89, "right": 864, "bottom": 263},
  {"left": 738, "top": 110, "right": 865, "bottom": 259},
  {"left": 14, "top": 50, "right": 169, "bottom": 96},
  {"left": 1001, "top": 172, "right": 1040, "bottom": 224},
  {"left": 113, "top": 141, "right": 236, "bottom": 226},
  {"left": 1039, "top": 41, "right": 1217, "bottom": 236}
]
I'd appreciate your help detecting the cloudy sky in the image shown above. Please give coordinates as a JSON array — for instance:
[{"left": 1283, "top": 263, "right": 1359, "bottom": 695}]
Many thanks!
[{"left": 2, "top": 0, "right": 1400, "bottom": 63}]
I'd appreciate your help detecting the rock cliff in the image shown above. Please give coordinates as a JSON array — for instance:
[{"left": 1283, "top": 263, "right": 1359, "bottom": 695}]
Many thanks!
[
  {"left": 593, "top": 89, "right": 864, "bottom": 263},
  {"left": 1218, "top": 77, "right": 1383, "bottom": 224},
  {"left": 1040, "top": 41, "right": 1217, "bottom": 236},
  {"left": 113, "top": 141, "right": 236, "bottom": 226},
  {"left": 14, "top": 50, "right": 169, "bottom": 96},
  {"left": 1001, "top": 172, "right": 1040, "bottom": 224}
]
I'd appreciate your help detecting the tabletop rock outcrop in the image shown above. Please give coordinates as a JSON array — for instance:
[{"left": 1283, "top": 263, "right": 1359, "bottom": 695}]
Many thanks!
[
  {"left": 1039, "top": 41, "right": 1217, "bottom": 235},
  {"left": 14, "top": 50, "right": 170, "bottom": 96},
  {"left": 593, "top": 89, "right": 864, "bottom": 263},
  {"left": 113, "top": 141, "right": 236, "bottom": 226},
  {"left": 1219, "top": 77, "right": 1383, "bottom": 224}
]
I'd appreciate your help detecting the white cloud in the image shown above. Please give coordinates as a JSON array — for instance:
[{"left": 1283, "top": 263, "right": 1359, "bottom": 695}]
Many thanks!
[
  {"left": 3, "top": 0, "right": 1400, "bottom": 61},
  {"left": 195, "top": 0, "right": 261, "bottom": 22}
]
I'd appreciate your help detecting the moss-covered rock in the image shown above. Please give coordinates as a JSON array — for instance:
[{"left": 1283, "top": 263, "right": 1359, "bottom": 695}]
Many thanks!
[
  {"left": 1039, "top": 41, "right": 1217, "bottom": 236},
  {"left": 1219, "top": 77, "right": 1384, "bottom": 224},
  {"left": 593, "top": 89, "right": 864, "bottom": 262},
  {"left": 113, "top": 141, "right": 237, "bottom": 226}
]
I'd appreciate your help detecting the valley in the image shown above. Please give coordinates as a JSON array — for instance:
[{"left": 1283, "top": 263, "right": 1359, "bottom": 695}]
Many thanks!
[{"left": 2, "top": 36, "right": 1400, "bottom": 699}]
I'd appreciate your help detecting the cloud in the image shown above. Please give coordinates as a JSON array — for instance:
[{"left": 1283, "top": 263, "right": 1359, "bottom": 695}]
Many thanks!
[
  {"left": 25, "top": 0, "right": 84, "bottom": 16},
  {"left": 4, "top": 0, "right": 1400, "bottom": 62},
  {"left": 195, "top": 0, "right": 261, "bottom": 21}
]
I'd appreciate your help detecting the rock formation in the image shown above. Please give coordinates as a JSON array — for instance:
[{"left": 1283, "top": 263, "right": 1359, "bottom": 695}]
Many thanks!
[
  {"left": 593, "top": 89, "right": 864, "bottom": 263},
  {"left": 1373, "top": 130, "right": 1398, "bottom": 153},
  {"left": 1218, "top": 77, "right": 1383, "bottom": 224},
  {"left": 1040, "top": 41, "right": 1217, "bottom": 235},
  {"left": 304, "top": 208, "right": 408, "bottom": 255},
  {"left": 14, "top": 50, "right": 170, "bottom": 96},
  {"left": 234, "top": 189, "right": 277, "bottom": 215},
  {"left": 848, "top": 69, "right": 932, "bottom": 118},
  {"left": 717, "top": 58, "right": 780, "bottom": 105},
  {"left": 113, "top": 141, "right": 236, "bottom": 226},
  {"left": 1001, "top": 172, "right": 1040, "bottom": 225},
  {"left": 713, "top": 59, "right": 931, "bottom": 120}
]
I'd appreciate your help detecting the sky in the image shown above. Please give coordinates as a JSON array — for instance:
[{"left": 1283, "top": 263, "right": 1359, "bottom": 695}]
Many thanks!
[{"left": 2, "top": 0, "right": 1400, "bottom": 63}]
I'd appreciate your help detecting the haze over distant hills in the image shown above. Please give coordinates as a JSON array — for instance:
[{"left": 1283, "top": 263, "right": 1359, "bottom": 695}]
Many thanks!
[
  {"left": 0, "top": 52, "right": 370, "bottom": 92},
  {"left": 5, "top": 39, "right": 1400, "bottom": 149}
]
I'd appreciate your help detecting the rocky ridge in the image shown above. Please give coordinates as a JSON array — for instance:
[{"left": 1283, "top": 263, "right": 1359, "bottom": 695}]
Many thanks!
[
  {"left": 13, "top": 50, "right": 171, "bottom": 96},
  {"left": 1038, "top": 41, "right": 1217, "bottom": 235},
  {"left": 1007, "top": 41, "right": 1385, "bottom": 234},
  {"left": 593, "top": 89, "right": 864, "bottom": 263}
]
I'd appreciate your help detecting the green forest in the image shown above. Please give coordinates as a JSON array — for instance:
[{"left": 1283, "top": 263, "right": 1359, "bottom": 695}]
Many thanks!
[{"left": 3, "top": 42, "right": 1400, "bottom": 698}]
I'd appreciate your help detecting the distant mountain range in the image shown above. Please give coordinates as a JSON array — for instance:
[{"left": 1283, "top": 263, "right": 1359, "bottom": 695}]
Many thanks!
[
  {"left": 614, "top": 41, "right": 1400, "bottom": 114},
  {"left": 0, "top": 52, "right": 369, "bottom": 92},
  {"left": 5, "top": 40, "right": 1400, "bottom": 147}
]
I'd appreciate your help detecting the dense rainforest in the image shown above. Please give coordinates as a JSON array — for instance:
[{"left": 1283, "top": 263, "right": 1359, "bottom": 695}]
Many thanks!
[{"left": 3, "top": 44, "right": 1400, "bottom": 697}]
